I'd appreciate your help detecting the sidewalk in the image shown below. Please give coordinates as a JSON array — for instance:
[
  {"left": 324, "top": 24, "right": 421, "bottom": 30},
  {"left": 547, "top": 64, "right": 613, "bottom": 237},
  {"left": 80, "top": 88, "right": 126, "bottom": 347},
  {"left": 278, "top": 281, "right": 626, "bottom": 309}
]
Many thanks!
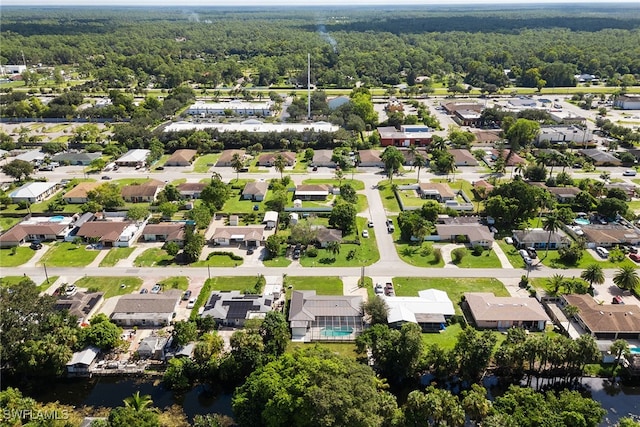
[
  {"left": 86, "top": 249, "right": 110, "bottom": 268},
  {"left": 492, "top": 242, "right": 514, "bottom": 269}
]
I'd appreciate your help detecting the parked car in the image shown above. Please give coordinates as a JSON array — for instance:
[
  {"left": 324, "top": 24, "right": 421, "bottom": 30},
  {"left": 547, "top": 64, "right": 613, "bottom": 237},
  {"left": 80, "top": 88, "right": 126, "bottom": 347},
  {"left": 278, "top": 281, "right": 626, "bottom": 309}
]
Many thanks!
[
  {"left": 292, "top": 248, "right": 301, "bottom": 259},
  {"left": 312, "top": 166, "right": 318, "bottom": 171},
  {"left": 362, "top": 230, "right": 369, "bottom": 238},
  {"left": 386, "top": 218, "right": 393, "bottom": 226},
  {"left": 519, "top": 249, "right": 529, "bottom": 258},
  {"left": 367, "top": 221, "right": 374, "bottom": 228},
  {"left": 504, "top": 237, "right": 513, "bottom": 245},
  {"left": 596, "top": 247, "right": 609, "bottom": 258},
  {"left": 101, "top": 175, "right": 111, "bottom": 180},
  {"left": 523, "top": 256, "right": 533, "bottom": 265},
  {"left": 629, "top": 253, "right": 640, "bottom": 263},
  {"left": 30, "top": 241, "right": 43, "bottom": 250},
  {"left": 156, "top": 166, "right": 164, "bottom": 170},
  {"left": 612, "top": 295, "right": 624, "bottom": 304},
  {"left": 65, "top": 285, "right": 77, "bottom": 296},
  {"left": 186, "top": 298, "right": 196, "bottom": 309},
  {"left": 183, "top": 290, "right": 192, "bottom": 301},
  {"left": 374, "top": 283, "right": 384, "bottom": 294},
  {"left": 139, "top": 288, "right": 148, "bottom": 294},
  {"left": 526, "top": 247, "right": 538, "bottom": 259},
  {"left": 247, "top": 248, "right": 254, "bottom": 255},
  {"left": 151, "top": 284, "right": 162, "bottom": 294},
  {"left": 627, "top": 246, "right": 638, "bottom": 254},
  {"left": 622, "top": 170, "right": 637, "bottom": 176}
]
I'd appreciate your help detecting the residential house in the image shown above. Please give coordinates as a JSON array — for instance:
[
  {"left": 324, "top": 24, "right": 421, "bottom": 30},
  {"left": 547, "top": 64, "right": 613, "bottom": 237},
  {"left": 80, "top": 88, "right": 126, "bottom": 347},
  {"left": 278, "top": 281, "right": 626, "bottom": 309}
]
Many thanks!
[
  {"left": 0, "top": 221, "right": 69, "bottom": 247},
  {"left": 537, "top": 126, "right": 592, "bottom": 145},
  {"left": 110, "top": 290, "right": 182, "bottom": 327},
  {"left": 216, "top": 149, "right": 246, "bottom": 167},
  {"left": 491, "top": 150, "right": 526, "bottom": 166},
  {"left": 187, "top": 100, "right": 273, "bottom": 117},
  {"left": 295, "top": 184, "right": 330, "bottom": 201},
  {"left": 377, "top": 125, "right": 433, "bottom": 147},
  {"left": 613, "top": 95, "right": 640, "bottom": 110},
  {"left": 262, "top": 211, "right": 278, "bottom": 229},
  {"left": 358, "top": 149, "right": 384, "bottom": 168},
  {"left": 580, "top": 224, "right": 640, "bottom": 248},
  {"left": 546, "top": 186, "right": 581, "bottom": 203},
  {"left": 464, "top": 292, "right": 550, "bottom": 331},
  {"left": 512, "top": 229, "right": 570, "bottom": 249},
  {"left": 55, "top": 291, "right": 105, "bottom": 325},
  {"left": 63, "top": 182, "right": 100, "bottom": 204},
  {"left": 66, "top": 346, "right": 100, "bottom": 377},
  {"left": 417, "top": 183, "right": 455, "bottom": 202},
  {"left": 257, "top": 151, "right": 296, "bottom": 167},
  {"left": 76, "top": 219, "right": 140, "bottom": 247},
  {"left": 561, "top": 294, "right": 640, "bottom": 340},
  {"left": 9, "top": 182, "right": 59, "bottom": 204},
  {"left": 16, "top": 149, "right": 47, "bottom": 164},
  {"left": 449, "top": 149, "right": 478, "bottom": 166},
  {"left": 289, "top": 290, "right": 363, "bottom": 342},
  {"left": 137, "top": 336, "right": 168, "bottom": 360},
  {"left": 52, "top": 152, "right": 102, "bottom": 166},
  {"left": 201, "top": 291, "right": 274, "bottom": 327},
  {"left": 400, "top": 148, "right": 429, "bottom": 166},
  {"left": 311, "top": 150, "right": 336, "bottom": 168},
  {"left": 442, "top": 102, "right": 483, "bottom": 115},
  {"left": 121, "top": 180, "right": 164, "bottom": 203},
  {"left": 604, "top": 183, "right": 636, "bottom": 199},
  {"left": 579, "top": 149, "right": 622, "bottom": 166},
  {"left": 211, "top": 226, "right": 264, "bottom": 247},
  {"left": 115, "top": 149, "right": 150, "bottom": 167},
  {"left": 165, "top": 149, "right": 197, "bottom": 166},
  {"left": 473, "top": 180, "right": 494, "bottom": 199},
  {"left": 177, "top": 182, "right": 206, "bottom": 199},
  {"left": 315, "top": 226, "right": 342, "bottom": 248},
  {"left": 473, "top": 130, "right": 502, "bottom": 144},
  {"left": 141, "top": 222, "right": 186, "bottom": 245},
  {"left": 241, "top": 181, "right": 268, "bottom": 201},
  {"left": 384, "top": 289, "right": 455, "bottom": 332},
  {"left": 435, "top": 222, "right": 494, "bottom": 248}
]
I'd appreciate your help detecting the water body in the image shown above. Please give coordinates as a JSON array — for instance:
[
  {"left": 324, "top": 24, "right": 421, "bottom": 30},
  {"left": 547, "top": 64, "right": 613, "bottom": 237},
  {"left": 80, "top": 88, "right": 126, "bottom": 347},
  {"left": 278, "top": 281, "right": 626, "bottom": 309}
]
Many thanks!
[
  {"left": 29, "top": 376, "right": 640, "bottom": 425},
  {"left": 32, "top": 377, "right": 233, "bottom": 421}
]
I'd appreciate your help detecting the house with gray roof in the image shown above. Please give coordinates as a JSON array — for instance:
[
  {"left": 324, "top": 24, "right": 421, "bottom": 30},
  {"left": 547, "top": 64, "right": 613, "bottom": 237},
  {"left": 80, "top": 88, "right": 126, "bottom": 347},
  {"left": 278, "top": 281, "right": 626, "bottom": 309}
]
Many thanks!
[
  {"left": 311, "top": 150, "right": 336, "bottom": 168},
  {"left": 242, "top": 181, "right": 268, "bottom": 201},
  {"left": 435, "top": 223, "right": 494, "bottom": 248},
  {"left": 9, "top": 182, "right": 59, "bottom": 203},
  {"left": 177, "top": 182, "right": 206, "bottom": 199},
  {"left": 384, "top": 289, "right": 455, "bottom": 332},
  {"left": 512, "top": 229, "right": 570, "bottom": 250},
  {"left": 464, "top": 292, "right": 550, "bottom": 331},
  {"left": 52, "top": 152, "right": 102, "bottom": 166},
  {"left": 66, "top": 346, "right": 100, "bottom": 377},
  {"left": 55, "top": 291, "right": 105, "bottom": 326},
  {"left": 201, "top": 290, "right": 274, "bottom": 327},
  {"left": 289, "top": 290, "right": 363, "bottom": 342},
  {"left": 137, "top": 336, "right": 168, "bottom": 360},
  {"left": 110, "top": 290, "right": 181, "bottom": 327},
  {"left": 315, "top": 226, "right": 342, "bottom": 248},
  {"left": 579, "top": 149, "right": 621, "bottom": 166},
  {"left": 16, "top": 149, "right": 47, "bottom": 164},
  {"left": 210, "top": 226, "right": 264, "bottom": 247}
]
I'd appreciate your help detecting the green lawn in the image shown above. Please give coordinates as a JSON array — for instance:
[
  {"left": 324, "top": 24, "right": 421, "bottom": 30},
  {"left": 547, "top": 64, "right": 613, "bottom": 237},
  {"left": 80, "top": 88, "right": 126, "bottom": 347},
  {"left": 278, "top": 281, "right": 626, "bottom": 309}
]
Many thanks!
[
  {"left": 393, "top": 277, "right": 509, "bottom": 315},
  {"left": 262, "top": 256, "right": 292, "bottom": 267},
  {"left": 396, "top": 189, "right": 426, "bottom": 208},
  {"left": 0, "top": 247, "right": 36, "bottom": 267},
  {"left": 157, "top": 276, "right": 189, "bottom": 291},
  {"left": 39, "top": 242, "right": 100, "bottom": 267},
  {"left": 192, "top": 252, "right": 244, "bottom": 267},
  {"left": 421, "top": 323, "right": 463, "bottom": 350},
  {"left": 456, "top": 248, "right": 502, "bottom": 268},
  {"left": 285, "top": 276, "right": 343, "bottom": 295},
  {"left": 99, "top": 247, "right": 135, "bottom": 267},
  {"left": 302, "top": 178, "right": 365, "bottom": 191},
  {"left": 299, "top": 217, "right": 380, "bottom": 267},
  {"left": 396, "top": 242, "right": 445, "bottom": 268},
  {"left": 497, "top": 241, "right": 526, "bottom": 268},
  {"left": 539, "top": 248, "right": 637, "bottom": 270},
  {"left": 0, "top": 217, "right": 21, "bottom": 231},
  {"left": 193, "top": 153, "right": 221, "bottom": 173},
  {"left": 134, "top": 248, "right": 175, "bottom": 267},
  {"left": 287, "top": 342, "right": 357, "bottom": 358},
  {"left": 151, "top": 154, "right": 170, "bottom": 170},
  {"left": 73, "top": 276, "right": 143, "bottom": 298},
  {"left": 207, "top": 276, "right": 265, "bottom": 292},
  {"left": 377, "top": 179, "right": 415, "bottom": 213},
  {"left": 628, "top": 200, "right": 640, "bottom": 213},
  {"left": 0, "top": 275, "right": 56, "bottom": 292}
]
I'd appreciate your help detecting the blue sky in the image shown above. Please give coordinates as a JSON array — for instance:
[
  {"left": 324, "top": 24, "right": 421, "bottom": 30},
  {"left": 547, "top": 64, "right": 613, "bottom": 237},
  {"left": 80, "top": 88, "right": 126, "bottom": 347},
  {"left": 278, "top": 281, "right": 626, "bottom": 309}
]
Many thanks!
[{"left": 3, "top": 0, "right": 639, "bottom": 5}]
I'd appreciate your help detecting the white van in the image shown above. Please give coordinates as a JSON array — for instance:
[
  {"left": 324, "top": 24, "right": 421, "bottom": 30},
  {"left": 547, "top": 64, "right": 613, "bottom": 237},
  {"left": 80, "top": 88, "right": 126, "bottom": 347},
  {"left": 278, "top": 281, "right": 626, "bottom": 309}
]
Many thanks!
[{"left": 596, "top": 247, "right": 609, "bottom": 258}]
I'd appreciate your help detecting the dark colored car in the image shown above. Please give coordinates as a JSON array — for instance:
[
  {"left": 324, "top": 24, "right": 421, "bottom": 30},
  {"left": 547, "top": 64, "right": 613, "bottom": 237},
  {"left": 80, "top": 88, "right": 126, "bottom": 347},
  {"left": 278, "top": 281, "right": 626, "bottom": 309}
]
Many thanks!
[
  {"left": 312, "top": 166, "right": 318, "bottom": 171},
  {"left": 30, "top": 241, "right": 43, "bottom": 250},
  {"left": 101, "top": 175, "right": 111, "bottom": 180},
  {"left": 247, "top": 248, "right": 254, "bottom": 255},
  {"left": 183, "top": 290, "right": 192, "bottom": 301},
  {"left": 629, "top": 253, "right": 640, "bottom": 263}
]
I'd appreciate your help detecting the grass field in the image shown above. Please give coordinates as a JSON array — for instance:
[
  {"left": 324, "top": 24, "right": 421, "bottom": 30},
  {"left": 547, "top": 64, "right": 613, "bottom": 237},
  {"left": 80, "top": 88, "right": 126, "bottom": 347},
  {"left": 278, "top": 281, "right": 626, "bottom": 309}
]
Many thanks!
[
  {"left": 134, "top": 248, "right": 175, "bottom": 267},
  {"left": 262, "top": 256, "right": 292, "bottom": 267},
  {"left": 0, "top": 217, "right": 21, "bottom": 231},
  {"left": 157, "top": 276, "right": 189, "bottom": 291},
  {"left": 285, "top": 276, "right": 343, "bottom": 295},
  {"left": 497, "top": 241, "right": 526, "bottom": 268},
  {"left": 393, "top": 277, "right": 509, "bottom": 315},
  {"left": 539, "top": 248, "right": 637, "bottom": 270},
  {"left": 207, "top": 276, "right": 264, "bottom": 292},
  {"left": 39, "top": 242, "right": 100, "bottom": 267},
  {"left": 0, "top": 275, "right": 56, "bottom": 292},
  {"left": 74, "top": 276, "right": 143, "bottom": 298},
  {"left": 192, "top": 252, "right": 244, "bottom": 267},
  {"left": 396, "top": 189, "right": 427, "bottom": 208},
  {"left": 287, "top": 342, "right": 357, "bottom": 358},
  {"left": 396, "top": 237, "right": 445, "bottom": 268},
  {"left": 0, "top": 247, "right": 36, "bottom": 267},
  {"left": 455, "top": 248, "right": 502, "bottom": 268},
  {"left": 377, "top": 179, "right": 415, "bottom": 213},
  {"left": 193, "top": 153, "right": 221, "bottom": 173},
  {"left": 302, "top": 178, "right": 365, "bottom": 191},
  {"left": 99, "top": 247, "right": 135, "bottom": 267}
]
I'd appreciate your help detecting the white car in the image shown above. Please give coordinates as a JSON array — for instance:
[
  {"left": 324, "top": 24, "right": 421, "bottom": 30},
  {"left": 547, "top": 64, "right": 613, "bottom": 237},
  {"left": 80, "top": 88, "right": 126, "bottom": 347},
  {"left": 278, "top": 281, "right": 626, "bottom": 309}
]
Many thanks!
[
  {"left": 523, "top": 256, "right": 533, "bottom": 265},
  {"left": 622, "top": 170, "right": 637, "bottom": 177},
  {"left": 374, "top": 283, "right": 384, "bottom": 294},
  {"left": 186, "top": 298, "right": 196, "bottom": 309},
  {"left": 362, "top": 230, "right": 369, "bottom": 238}
]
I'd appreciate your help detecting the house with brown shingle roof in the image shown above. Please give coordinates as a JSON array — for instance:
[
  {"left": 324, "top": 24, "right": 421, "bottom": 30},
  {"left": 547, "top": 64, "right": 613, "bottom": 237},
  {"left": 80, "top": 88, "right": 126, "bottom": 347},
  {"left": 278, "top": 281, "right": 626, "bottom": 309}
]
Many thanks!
[
  {"left": 121, "top": 180, "right": 164, "bottom": 203},
  {"left": 473, "top": 180, "right": 494, "bottom": 199},
  {"left": 491, "top": 149, "right": 525, "bottom": 166},
  {"left": 242, "top": 181, "right": 268, "bottom": 201},
  {"left": 464, "top": 292, "right": 550, "bottom": 331},
  {"left": 165, "top": 149, "right": 197, "bottom": 166},
  {"left": 257, "top": 151, "right": 296, "bottom": 167},
  {"left": 76, "top": 220, "right": 139, "bottom": 247},
  {"left": 211, "top": 226, "right": 264, "bottom": 247},
  {"left": 449, "top": 149, "right": 478, "bottom": 166},
  {"left": 562, "top": 294, "right": 640, "bottom": 340},
  {"left": 0, "top": 222, "right": 69, "bottom": 248},
  {"left": 177, "top": 182, "right": 206, "bottom": 199},
  {"left": 216, "top": 149, "right": 246, "bottom": 167},
  {"left": 546, "top": 186, "right": 581, "bottom": 203},
  {"left": 417, "top": 183, "right": 455, "bottom": 202},
  {"left": 142, "top": 222, "right": 186, "bottom": 245},
  {"left": 295, "top": 184, "right": 330, "bottom": 201},
  {"left": 55, "top": 291, "right": 104, "bottom": 325},
  {"left": 63, "top": 182, "right": 101, "bottom": 204},
  {"left": 473, "top": 130, "right": 502, "bottom": 144},
  {"left": 358, "top": 149, "right": 384, "bottom": 168}
]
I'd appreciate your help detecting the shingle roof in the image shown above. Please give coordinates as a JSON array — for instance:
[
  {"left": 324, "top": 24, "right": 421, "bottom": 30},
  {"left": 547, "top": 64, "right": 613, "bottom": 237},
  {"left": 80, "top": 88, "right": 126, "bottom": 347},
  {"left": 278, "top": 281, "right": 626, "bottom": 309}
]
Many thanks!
[
  {"left": 142, "top": 223, "right": 186, "bottom": 241},
  {"left": 121, "top": 180, "right": 163, "bottom": 198},
  {"left": 315, "top": 227, "right": 342, "bottom": 243},
  {"left": 418, "top": 182, "right": 456, "bottom": 199},
  {"left": 76, "top": 221, "right": 130, "bottom": 242},
  {"left": 465, "top": 292, "right": 550, "bottom": 322},
  {"left": 563, "top": 294, "right": 640, "bottom": 334},
  {"left": 63, "top": 182, "right": 100, "bottom": 199},
  {"left": 257, "top": 151, "right": 296, "bottom": 165},
  {"left": 52, "top": 152, "right": 102, "bottom": 163},
  {"left": 211, "top": 227, "right": 264, "bottom": 241},
  {"left": 177, "top": 182, "right": 206, "bottom": 193},
  {"left": 0, "top": 222, "right": 68, "bottom": 243},
  {"left": 242, "top": 181, "right": 268, "bottom": 196},
  {"left": 112, "top": 291, "right": 181, "bottom": 314},
  {"left": 166, "top": 149, "right": 197, "bottom": 165}
]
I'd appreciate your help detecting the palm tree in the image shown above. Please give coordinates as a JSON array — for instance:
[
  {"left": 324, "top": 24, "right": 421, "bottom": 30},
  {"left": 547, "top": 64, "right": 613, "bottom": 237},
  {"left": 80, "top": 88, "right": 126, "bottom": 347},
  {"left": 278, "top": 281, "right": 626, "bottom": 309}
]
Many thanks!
[
  {"left": 413, "top": 153, "right": 426, "bottom": 183},
  {"left": 325, "top": 241, "right": 341, "bottom": 258},
  {"left": 613, "top": 265, "right": 640, "bottom": 292},
  {"left": 599, "top": 171, "right": 611, "bottom": 183},
  {"left": 514, "top": 162, "right": 525, "bottom": 178},
  {"left": 547, "top": 274, "right": 565, "bottom": 295},
  {"left": 564, "top": 304, "right": 580, "bottom": 336},
  {"left": 230, "top": 153, "right": 244, "bottom": 181},
  {"left": 408, "top": 145, "right": 417, "bottom": 170},
  {"left": 273, "top": 154, "right": 287, "bottom": 180},
  {"left": 580, "top": 264, "right": 605, "bottom": 293},
  {"left": 381, "top": 146, "right": 404, "bottom": 184},
  {"left": 610, "top": 339, "right": 630, "bottom": 379},
  {"left": 542, "top": 213, "right": 561, "bottom": 260},
  {"left": 123, "top": 391, "right": 153, "bottom": 412}
]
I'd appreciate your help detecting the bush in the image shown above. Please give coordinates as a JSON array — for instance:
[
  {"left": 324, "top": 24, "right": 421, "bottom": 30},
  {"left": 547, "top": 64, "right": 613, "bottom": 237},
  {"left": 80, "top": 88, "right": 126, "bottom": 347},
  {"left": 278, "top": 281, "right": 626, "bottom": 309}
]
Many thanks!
[
  {"left": 346, "top": 249, "right": 356, "bottom": 260},
  {"left": 207, "top": 251, "right": 243, "bottom": 261},
  {"left": 471, "top": 245, "right": 484, "bottom": 256},
  {"left": 419, "top": 245, "right": 433, "bottom": 257},
  {"left": 433, "top": 248, "right": 442, "bottom": 263},
  {"left": 451, "top": 247, "right": 468, "bottom": 264},
  {"left": 306, "top": 246, "right": 318, "bottom": 257}
]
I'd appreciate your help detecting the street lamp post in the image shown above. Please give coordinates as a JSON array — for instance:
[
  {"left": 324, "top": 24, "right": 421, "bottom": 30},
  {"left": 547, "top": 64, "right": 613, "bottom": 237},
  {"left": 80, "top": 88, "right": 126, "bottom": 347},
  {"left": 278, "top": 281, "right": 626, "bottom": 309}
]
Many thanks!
[{"left": 43, "top": 262, "right": 49, "bottom": 283}]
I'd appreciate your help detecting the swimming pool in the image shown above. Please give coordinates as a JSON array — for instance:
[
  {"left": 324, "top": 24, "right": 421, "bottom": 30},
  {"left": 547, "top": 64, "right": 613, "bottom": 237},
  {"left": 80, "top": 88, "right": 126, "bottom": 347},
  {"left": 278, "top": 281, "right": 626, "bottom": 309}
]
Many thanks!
[
  {"left": 49, "top": 215, "right": 65, "bottom": 222},
  {"left": 321, "top": 326, "right": 353, "bottom": 337},
  {"left": 630, "top": 347, "right": 640, "bottom": 355},
  {"left": 574, "top": 218, "right": 590, "bottom": 225}
]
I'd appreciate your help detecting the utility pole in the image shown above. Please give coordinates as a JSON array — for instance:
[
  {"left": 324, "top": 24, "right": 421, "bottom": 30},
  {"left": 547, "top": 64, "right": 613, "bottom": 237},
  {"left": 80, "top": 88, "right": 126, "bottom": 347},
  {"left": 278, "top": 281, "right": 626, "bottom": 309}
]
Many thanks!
[
  {"left": 43, "top": 263, "right": 49, "bottom": 283},
  {"left": 307, "top": 53, "right": 311, "bottom": 120}
]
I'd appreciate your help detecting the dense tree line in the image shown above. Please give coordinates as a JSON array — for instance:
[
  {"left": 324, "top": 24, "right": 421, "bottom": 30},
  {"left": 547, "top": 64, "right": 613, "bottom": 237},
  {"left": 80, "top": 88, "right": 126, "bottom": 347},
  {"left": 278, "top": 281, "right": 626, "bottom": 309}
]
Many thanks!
[{"left": 1, "top": 7, "right": 639, "bottom": 91}]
